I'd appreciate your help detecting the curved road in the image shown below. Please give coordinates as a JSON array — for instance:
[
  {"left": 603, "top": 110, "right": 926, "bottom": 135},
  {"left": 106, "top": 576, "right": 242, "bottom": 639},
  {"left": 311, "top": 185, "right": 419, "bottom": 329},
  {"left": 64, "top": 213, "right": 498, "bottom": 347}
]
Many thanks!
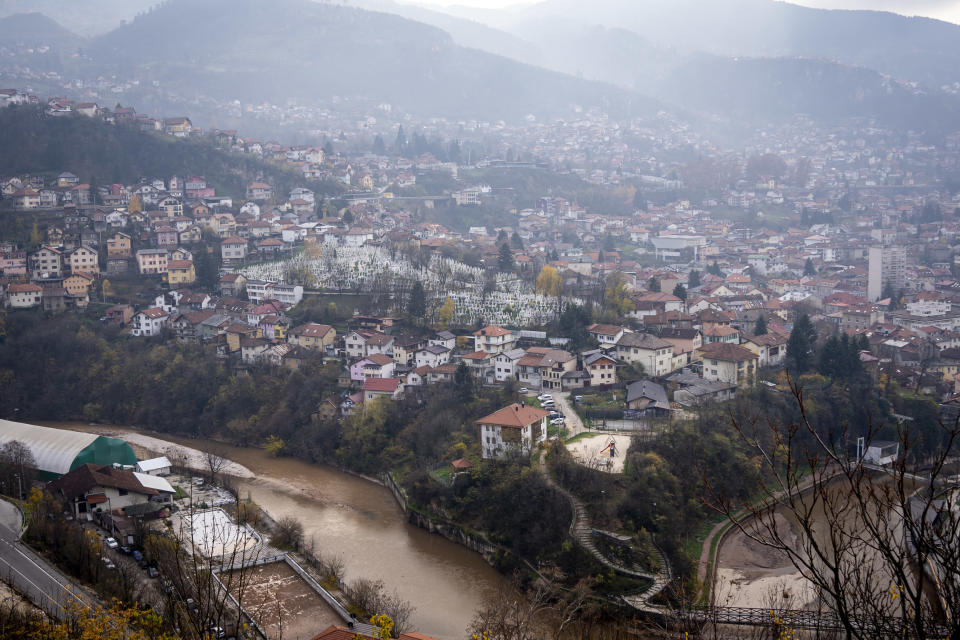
[{"left": 0, "top": 500, "right": 93, "bottom": 618}]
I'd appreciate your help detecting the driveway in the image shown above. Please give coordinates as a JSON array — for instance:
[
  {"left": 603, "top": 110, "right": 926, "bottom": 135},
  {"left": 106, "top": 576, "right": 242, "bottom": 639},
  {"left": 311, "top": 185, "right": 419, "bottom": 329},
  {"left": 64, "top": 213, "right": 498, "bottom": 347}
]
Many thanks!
[
  {"left": 554, "top": 392, "right": 586, "bottom": 438},
  {"left": 0, "top": 499, "right": 93, "bottom": 618}
]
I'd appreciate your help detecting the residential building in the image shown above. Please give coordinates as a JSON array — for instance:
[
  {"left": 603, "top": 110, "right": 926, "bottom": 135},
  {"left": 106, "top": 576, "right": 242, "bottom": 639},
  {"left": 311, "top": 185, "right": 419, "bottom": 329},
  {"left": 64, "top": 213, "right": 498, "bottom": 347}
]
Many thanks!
[
  {"left": 166, "top": 260, "right": 196, "bottom": 286},
  {"left": 136, "top": 249, "right": 168, "bottom": 275},
  {"left": 740, "top": 332, "right": 789, "bottom": 367},
  {"left": 47, "top": 463, "right": 174, "bottom": 521},
  {"left": 415, "top": 344, "right": 451, "bottom": 369},
  {"left": 477, "top": 403, "right": 550, "bottom": 460},
  {"left": 700, "top": 342, "right": 758, "bottom": 385},
  {"left": 131, "top": 307, "right": 168, "bottom": 337},
  {"left": 587, "top": 324, "right": 626, "bottom": 345},
  {"left": 615, "top": 332, "right": 675, "bottom": 377},
  {"left": 363, "top": 377, "right": 403, "bottom": 402},
  {"left": 867, "top": 245, "right": 906, "bottom": 302},
  {"left": 494, "top": 348, "right": 525, "bottom": 382},
  {"left": 288, "top": 323, "right": 336, "bottom": 350},
  {"left": 7, "top": 283, "right": 42, "bottom": 308},
  {"left": 221, "top": 237, "right": 248, "bottom": 264},
  {"left": 30, "top": 246, "right": 63, "bottom": 280},
  {"left": 625, "top": 380, "right": 671, "bottom": 416},
  {"left": 107, "top": 232, "right": 132, "bottom": 258},
  {"left": 473, "top": 325, "right": 517, "bottom": 354},
  {"left": 584, "top": 351, "right": 618, "bottom": 387},
  {"left": 67, "top": 246, "right": 99, "bottom": 276}
]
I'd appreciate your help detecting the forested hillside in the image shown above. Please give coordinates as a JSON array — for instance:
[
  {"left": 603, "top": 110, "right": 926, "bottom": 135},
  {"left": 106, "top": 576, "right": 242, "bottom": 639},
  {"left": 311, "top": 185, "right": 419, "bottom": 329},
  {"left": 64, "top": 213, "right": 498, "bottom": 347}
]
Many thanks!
[{"left": 0, "top": 105, "right": 341, "bottom": 198}]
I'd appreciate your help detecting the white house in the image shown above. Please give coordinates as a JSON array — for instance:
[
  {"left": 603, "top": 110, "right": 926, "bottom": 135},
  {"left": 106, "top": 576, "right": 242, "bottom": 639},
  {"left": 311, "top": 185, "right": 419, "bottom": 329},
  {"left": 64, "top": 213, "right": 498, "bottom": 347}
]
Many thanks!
[
  {"left": 132, "top": 307, "right": 169, "bottom": 337},
  {"left": 494, "top": 348, "right": 526, "bottom": 382},
  {"left": 477, "top": 403, "right": 550, "bottom": 460},
  {"left": 584, "top": 351, "right": 618, "bottom": 387},
  {"left": 415, "top": 345, "right": 451, "bottom": 369},
  {"left": 615, "top": 333, "right": 675, "bottom": 377},
  {"left": 700, "top": 342, "right": 758, "bottom": 385},
  {"left": 473, "top": 325, "right": 516, "bottom": 354},
  {"left": 6, "top": 283, "right": 43, "bottom": 309}
]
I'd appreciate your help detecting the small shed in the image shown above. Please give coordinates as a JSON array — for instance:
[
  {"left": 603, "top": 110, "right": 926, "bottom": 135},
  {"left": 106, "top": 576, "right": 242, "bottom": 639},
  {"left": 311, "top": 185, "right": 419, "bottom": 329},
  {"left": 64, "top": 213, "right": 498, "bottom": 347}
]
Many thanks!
[{"left": 136, "top": 456, "right": 172, "bottom": 476}]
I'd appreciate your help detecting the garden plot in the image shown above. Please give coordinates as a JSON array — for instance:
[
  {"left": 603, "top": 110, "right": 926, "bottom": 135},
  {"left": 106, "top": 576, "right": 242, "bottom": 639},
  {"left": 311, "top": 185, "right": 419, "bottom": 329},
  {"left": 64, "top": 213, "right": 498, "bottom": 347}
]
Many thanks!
[{"left": 187, "top": 508, "right": 260, "bottom": 559}]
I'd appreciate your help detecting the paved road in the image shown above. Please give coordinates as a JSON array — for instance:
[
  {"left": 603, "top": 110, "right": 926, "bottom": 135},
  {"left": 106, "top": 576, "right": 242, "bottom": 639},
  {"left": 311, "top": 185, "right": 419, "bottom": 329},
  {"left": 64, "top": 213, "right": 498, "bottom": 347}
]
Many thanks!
[{"left": 0, "top": 500, "right": 93, "bottom": 618}]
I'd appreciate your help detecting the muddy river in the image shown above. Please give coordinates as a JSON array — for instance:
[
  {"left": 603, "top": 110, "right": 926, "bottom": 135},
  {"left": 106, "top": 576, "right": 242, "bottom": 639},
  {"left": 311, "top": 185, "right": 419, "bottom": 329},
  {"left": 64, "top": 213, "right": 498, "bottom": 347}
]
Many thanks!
[{"left": 40, "top": 422, "right": 503, "bottom": 639}]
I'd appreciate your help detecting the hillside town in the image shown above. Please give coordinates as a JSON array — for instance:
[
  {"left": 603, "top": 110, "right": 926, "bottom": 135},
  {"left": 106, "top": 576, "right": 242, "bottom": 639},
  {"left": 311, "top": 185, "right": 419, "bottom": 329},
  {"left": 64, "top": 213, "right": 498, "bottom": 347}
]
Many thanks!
[
  {"left": 4, "top": 82, "right": 960, "bottom": 640},
  {"left": 3, "top": 90, "right": 960, "bottom": 426}
]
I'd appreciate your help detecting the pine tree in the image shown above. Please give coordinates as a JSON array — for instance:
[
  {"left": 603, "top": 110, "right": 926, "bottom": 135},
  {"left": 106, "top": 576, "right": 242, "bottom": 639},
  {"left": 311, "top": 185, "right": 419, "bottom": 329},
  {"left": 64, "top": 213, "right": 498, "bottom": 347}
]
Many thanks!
[
  {"left": 372, "top": 134, "right": 386, "bottom": 155},
  {"left": 672, "top": 283, "right": 687, "bottom": 301},
  {"left": 511, "top": 231, "right": 523, "bottom": 250},
  {"left": 408, "top": 280, "right": 426, "bottom": 321},
  {"left": 649, "top": 277, "right": 661, "bottom": 292},
  {"left": 787, "top": 314, "right": 817, "bottom": 375},
  {"left": 804, "top": 258, "right": 816, "bottom": 276},
  {"left": 498, "top": 243, "right": 514, "bottom": 272},
  {"left": 754, "top": 315, "right": 767, "bottom": 336},
  {"left": 688, "top": 269, "right": 701, "bottom": 289}
]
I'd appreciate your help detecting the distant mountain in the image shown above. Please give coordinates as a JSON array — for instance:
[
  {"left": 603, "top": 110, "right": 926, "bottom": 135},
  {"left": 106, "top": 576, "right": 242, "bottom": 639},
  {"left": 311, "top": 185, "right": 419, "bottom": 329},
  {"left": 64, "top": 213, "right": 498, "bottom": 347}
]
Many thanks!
[
  {"left": 82, "top": 0, "right": 654, "bottom": 123},
  {"left": 350, "top": 0, "right": 539, "bottom": 63},
  {"left": 0, "top": 12, "right": 84, "bottom": 49},
  {"left": 466, "top": 0, "right": 960, "bottom": 89},
  {"left": 664, "top": 55, "right": 960, "bottom": 129},
  {"left": 0, "top": 0, "right": 156, "bottom": 37}
]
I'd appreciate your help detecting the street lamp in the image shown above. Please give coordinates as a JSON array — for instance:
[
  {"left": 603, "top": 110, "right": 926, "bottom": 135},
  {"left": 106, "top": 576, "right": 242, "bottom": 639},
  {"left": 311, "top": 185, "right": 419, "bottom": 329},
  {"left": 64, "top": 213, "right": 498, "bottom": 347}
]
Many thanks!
[{"left": 13, "top": 474, "right": 22, "bottom": 502}]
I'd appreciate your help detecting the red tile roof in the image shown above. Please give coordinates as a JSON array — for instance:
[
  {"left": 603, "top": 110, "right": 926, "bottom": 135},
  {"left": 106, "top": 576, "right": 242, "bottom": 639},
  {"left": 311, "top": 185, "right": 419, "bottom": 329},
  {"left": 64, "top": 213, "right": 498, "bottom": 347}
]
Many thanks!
[{"left": 477, "top": 403, "right": 550, "bottom": 428}]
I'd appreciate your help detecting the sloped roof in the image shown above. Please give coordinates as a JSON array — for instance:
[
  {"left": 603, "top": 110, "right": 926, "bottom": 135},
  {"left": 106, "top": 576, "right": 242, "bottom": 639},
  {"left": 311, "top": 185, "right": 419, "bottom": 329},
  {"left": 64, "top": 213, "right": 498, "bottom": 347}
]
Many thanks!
[
  {"left": 617, "top": 332, "right": 672, "bottom": 350},
  {"left": 477, "top": 403, "right": 549, "bottom": 428},
  {"left": 701, "top": 342, "right": 758, "bottom": 362}
]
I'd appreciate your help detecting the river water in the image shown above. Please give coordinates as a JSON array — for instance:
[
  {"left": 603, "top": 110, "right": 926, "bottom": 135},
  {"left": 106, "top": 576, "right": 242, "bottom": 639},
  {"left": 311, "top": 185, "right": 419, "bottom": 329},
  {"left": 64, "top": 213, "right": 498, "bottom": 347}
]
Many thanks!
[{"left": 40, "top": 423, "right": 503, "bottom": 639}]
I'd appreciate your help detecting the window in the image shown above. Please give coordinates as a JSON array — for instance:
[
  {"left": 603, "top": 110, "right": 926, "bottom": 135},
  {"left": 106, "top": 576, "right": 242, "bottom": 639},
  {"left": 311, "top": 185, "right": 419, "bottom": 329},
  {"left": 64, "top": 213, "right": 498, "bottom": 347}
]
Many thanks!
[{"left": 119, "top": 489, "right": 128, "bottom": 496}]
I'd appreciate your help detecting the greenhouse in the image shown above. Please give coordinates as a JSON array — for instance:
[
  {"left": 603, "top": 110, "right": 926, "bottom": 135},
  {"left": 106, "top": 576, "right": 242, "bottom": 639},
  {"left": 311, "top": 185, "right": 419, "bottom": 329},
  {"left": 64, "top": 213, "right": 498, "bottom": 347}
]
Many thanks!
[{"left": 0, "top": 419, "right": 137, "bottom": 480}]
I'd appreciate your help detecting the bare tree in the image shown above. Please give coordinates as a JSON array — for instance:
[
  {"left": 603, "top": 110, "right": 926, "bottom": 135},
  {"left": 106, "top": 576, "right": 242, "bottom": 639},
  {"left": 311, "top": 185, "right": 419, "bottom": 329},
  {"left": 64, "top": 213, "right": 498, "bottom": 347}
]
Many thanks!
[
  {"left": 707, "top": 381, "right": 960, "bottom": 640},
  {"left": 467, "top": 571, "right": 590, "bottom": 640},
  {"left": 205, "top": 446, "right": 228, "bottom": 483},
  {"left": 271, "top": 516, "right": 304, "bottom": 550},
  {"left": 0, "top": 440, "right": 36, "bottom": 498}
]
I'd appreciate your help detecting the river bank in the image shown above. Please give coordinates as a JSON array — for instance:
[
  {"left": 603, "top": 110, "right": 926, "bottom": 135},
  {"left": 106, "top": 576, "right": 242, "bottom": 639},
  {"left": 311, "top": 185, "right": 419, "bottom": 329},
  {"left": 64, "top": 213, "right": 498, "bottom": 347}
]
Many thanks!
[{"left": 37, "top": 421, "right": 503, "bottom": 639}]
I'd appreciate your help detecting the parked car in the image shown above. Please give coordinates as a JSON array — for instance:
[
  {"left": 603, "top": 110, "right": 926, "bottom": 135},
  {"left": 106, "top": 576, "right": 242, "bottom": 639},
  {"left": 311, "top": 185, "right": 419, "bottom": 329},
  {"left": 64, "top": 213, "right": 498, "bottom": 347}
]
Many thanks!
[
  {"left": 519, "top": 387, "right": 529, "bottom": 394},
  {"left": 147, "top": 567, "right": 159, "bottom": 578},
  {"left": 105, "top": 537, "right": 119, "bottom": 550},
  {"left": 550, "top": 417, "right": 566, "bottom": 426},
  {"left": 537, "top": 394, "right": 553, "bottom": 402},
  {"left": 574, "top": 395, "right": 583, "bottom": 404},
  {"left": 119, "top": 545, "right": 132, "bottom": 555},
  {"left": 132, "top": 550, "right": 143, "bottom": 561},
  {"left": 548, "top": 412, "right": 562, "bottom": 419},
  {"left": 102, "top": 557, "right": 116, "bottom": 570},
  {"left": 541, "top": 400, "right": 556, "bottom": 408}
]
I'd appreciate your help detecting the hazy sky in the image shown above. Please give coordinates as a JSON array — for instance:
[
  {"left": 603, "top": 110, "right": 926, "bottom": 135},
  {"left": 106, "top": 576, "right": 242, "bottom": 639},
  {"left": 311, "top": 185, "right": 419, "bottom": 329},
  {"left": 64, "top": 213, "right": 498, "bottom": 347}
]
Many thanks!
[{"left": 410, "top": 0, "right": 960, "bottom": 23}]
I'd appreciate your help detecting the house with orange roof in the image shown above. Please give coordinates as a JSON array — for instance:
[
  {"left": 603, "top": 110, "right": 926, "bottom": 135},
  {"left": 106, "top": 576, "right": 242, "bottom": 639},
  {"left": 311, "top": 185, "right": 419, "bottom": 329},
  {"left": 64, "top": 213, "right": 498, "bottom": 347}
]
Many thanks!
[
  {"left": 473, "top": 325, "right": 516, "bottom": 354},
  {"left": 477, "top": 402, "right": 550, "bottom": 460}
]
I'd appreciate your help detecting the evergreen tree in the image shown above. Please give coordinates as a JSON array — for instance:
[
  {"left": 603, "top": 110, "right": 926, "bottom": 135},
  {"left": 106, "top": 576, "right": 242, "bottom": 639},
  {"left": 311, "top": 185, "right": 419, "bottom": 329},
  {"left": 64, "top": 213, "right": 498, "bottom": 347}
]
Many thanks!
[
  {"left": 497, "top": 229, "right": 508, "bottom": 243},
  {"left": 498, "top": 243, "right": 514, "bottom": 272},
  {"left": 688, "top": 269, "right": 701, "bottom": 289},
  {"left": 707, "top": 261, "right": 723, "bottom": 277},
  {"left": 672, "top": 283, "right": 687, "bottom": 301},
  {"left": 511, "top": 231, "right": 523, "bottom": 250},
  {"left": 632, "top": 190, "right": 647, "bottom": 211},
  {"left": 342, "top": 209, "right": 354, "bottom": 226},
  {"left": 322, "top": 140, "right": 334, "bottom": 157},
  {"left": 804, "top": 258, "right": 816, "bottom": 276},
  {"left": 648, "top": 277, "right": 661, "bottom": 293},
  {"left": 408, "top": 281, "right": 426, "bottom": 321},
  {"left": 394, "top": 125, "right": 407, "bottom": 156},
  {"left": 372, "top": 135, "right": 386, "bottom": 155},
  {"left": 454, "top": 361, "right": 473, "bottom": 402},
  {"left": 603, "top": 234, "right": 616, "bottom": 252},
  {"left": 787, "top": 314, "right": 817, "bottom": 375},
  {"left": 754, "top": 315, "right": 767, "bottom": 336}
]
